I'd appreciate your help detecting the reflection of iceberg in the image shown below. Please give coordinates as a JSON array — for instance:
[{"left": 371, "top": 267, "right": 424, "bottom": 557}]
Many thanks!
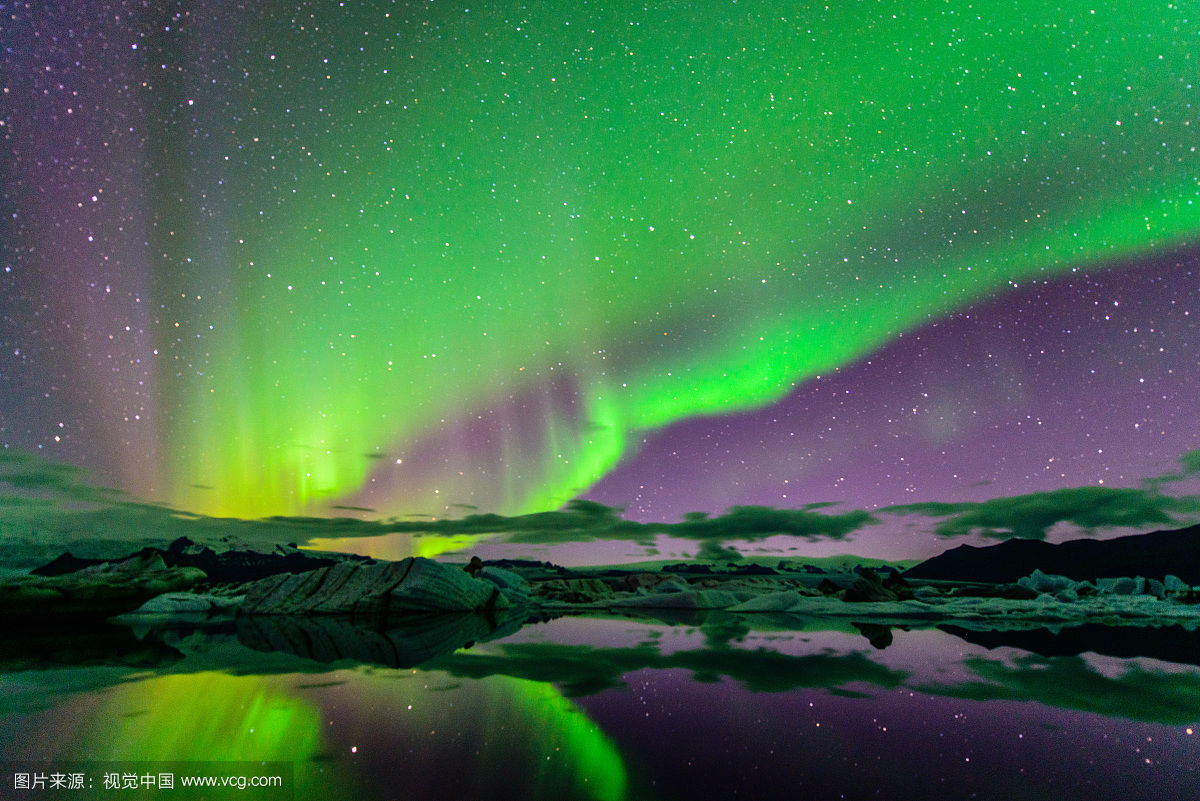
[
  {"left": 0, "top": 627, "right": 623, "bottom": 800},
  {"left": 0, "top": 621, "right": 183, "bottom": 672},
  {"left": 430, "top": 615, "right": 1200, "bottom": 726},
  {"left": 7, "top": 611, "right": 1200, "bottom": 800},
  {"left": 236, "top": 611, "right": 525, "bottom": 668}
]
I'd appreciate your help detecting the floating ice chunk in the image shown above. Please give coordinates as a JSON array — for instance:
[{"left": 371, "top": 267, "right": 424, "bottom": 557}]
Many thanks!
[
  {"left": 1165, "top": 574, "right": 1190, "bottom": 592},
  {"left": 1096, "top": 576, "right": 1139, "bottom": 595},
  {"left": 240, "top": 557, "right": 501, "bottom": 615},
  {"left": 1018, "top": 569, "right": 1075, "bottom": 594},
  {"left": 728, "top": 590, "right": 807, "bottom": 612},
  {"left": 479, "top": 566, "right": 530, "bottom": 602},
  {"left": 655, "top": 578, "right": 691, "bottom": 594},
  {"left": 911, "top": 586, "right": 944, "bottom": 602},
  {"left": 614, "top": 589, "right": 743, "bottom": 610},
  {"left": 133, "top": 592, "right": 215, "bottom": 614}
]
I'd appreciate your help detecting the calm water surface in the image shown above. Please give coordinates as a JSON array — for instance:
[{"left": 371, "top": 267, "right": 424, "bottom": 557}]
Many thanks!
[{"left": 1, "top": 613, "right": 1198, "bottom": 800}]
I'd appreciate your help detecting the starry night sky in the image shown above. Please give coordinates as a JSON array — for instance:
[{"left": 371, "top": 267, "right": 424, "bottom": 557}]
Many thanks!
[{"left": 2, "top": 1, "right": 1199, "bottom": 559}]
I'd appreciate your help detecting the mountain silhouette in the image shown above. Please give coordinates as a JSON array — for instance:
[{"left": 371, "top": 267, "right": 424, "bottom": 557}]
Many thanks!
[{"left": 905, "top": 523, "right": 1200, "bottom": 584}]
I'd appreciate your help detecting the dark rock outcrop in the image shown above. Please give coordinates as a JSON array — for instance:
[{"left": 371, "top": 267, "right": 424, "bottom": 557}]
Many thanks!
[
  {"left": 727, "top": 563, "right": 779, "bottom": 576},
  {"left": 534, "top": 578, "right": 615, "bottom": 604},
  {"left": 947, "top": 582, "right": 1039, "bottom": 601},
  {"left": 841, "top": 569, "right": 898, "bottom": 603},
  {"left": 30, "top": 537, "right": 354, "bottom": 584},
  {"left": 0, "top": 552, "right": 206, "bottom": 620},
  {"left": 816, "top": 578, "right": 843, "bottom": 596},
  {"left": 1, "top": 621, "right": 185, "bottom": 670},
  {"left": 160, "top": 538, "right": 348, "bottom": 583},
  {"left": 662, "top": 563, "right": 715, "bottom": 575},
  {"left": 29, "top": 552, "right": 109, "bottom": 576}
]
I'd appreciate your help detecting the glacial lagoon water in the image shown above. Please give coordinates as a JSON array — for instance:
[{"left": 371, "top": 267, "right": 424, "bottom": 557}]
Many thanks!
[{"left": 1, "top": 613, "right": 1198, "bottom": 800}]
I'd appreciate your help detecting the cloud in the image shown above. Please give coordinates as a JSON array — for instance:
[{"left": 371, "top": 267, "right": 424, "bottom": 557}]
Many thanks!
[
  {"left": 666, "top": 505, "right": 876, "bottom": 543},
  {"left": 884, "top": 485, "right": 1200, "bottom": 540},
  {"left": 0, "top": 451, "right": 123, "bottom": 503},
  {"left": 695, "top": 541, "right": 744, "bottom": 562},
  {"left": 5, "top": 448, "right": 1200, "bottom": 559},
  {"left": 1145, "top": 448, "right": 1200, "bottom": 488},
  {"left": 0, "top": 451, "right": 411, "bottom": 561},
  {"left": 386, "top": 501, "right": 878, "bottom": 548}
]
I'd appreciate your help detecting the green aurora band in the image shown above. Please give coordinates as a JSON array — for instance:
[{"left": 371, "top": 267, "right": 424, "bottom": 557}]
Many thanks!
[{"left": 158, "top": 1, "right": 1200, "bottom": 517}]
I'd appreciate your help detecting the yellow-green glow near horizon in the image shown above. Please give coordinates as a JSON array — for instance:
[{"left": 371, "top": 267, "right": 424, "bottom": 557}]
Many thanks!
[
  {"left": 154, "top": 0, "right": 1199, "bottom": 517},
  {"left": 303, "top": 532, "right": 485, "bottom": 560}
]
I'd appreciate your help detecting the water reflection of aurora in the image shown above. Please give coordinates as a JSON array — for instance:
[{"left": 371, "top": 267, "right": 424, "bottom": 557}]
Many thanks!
[
  {"left": 4, "top": 669, "right": 627, "bottom": 801},
  {"left": 3, "top": 618, "right": 1199, "bottom": 800}
]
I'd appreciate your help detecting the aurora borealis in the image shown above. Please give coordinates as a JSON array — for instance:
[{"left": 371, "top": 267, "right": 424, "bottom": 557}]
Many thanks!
[{"left": 3, "top": 1, "right": 1200, "bottom": 555}]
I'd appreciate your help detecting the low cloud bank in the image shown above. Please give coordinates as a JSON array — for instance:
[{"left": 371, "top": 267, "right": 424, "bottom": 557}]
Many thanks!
[{"left": 2, "top": 450, "right": 1199, "bottom": 560}]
